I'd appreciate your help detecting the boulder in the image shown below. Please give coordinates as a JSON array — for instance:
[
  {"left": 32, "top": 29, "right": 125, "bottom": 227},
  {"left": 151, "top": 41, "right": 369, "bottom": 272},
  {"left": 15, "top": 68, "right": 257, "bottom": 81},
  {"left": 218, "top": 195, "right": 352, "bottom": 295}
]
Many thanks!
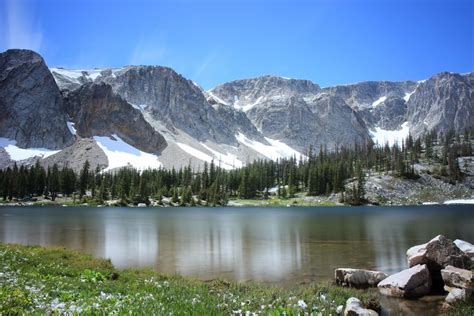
[
  {"left": 454, "top": 239, "right": 474, "bottom": 258},
  {"left": 445, "top": 287, "right": 472, "bottom": 304},
  {"left": 377, "top": 264, "right": 432, "bottom": 298},
  {"left": 406, "top": 235, "right": 472, "bottom": 271},
  {"left": 441, "top": 265, "right": 473, "bottom": 289},
  {"left": 335, "top": 268, "right": 388, "bottom": 288},
  {"left": 343, "top": 297, "right": 378, "bottom": 316}
]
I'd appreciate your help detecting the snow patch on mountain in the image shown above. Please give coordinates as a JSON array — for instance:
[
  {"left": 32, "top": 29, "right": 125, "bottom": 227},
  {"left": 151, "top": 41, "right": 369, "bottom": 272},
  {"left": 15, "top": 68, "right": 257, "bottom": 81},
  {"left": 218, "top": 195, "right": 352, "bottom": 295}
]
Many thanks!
[
  {"left": 404, "top": 90, "right": 416, "bottom": 102},
  {"left": 67, "top": 121, "right": 77, "bottom": 135},
  {"left": 0, "top": 138, "right": 60, "bottom": 161},
  {"left": 176, "top": 142, "right": 214, "bottom": 163},
  {"left": 200, "top": 143, "right": 243, "bottom": 169},
  {"left": 372, "top": 96, "right": 387, "bottom": 108},
  {"left": 94, "top": 135, "right": 162, "bottom": 171},
  {"left": 234, "top": 96, "right": 264, "bottom": 112},
  {"left": 50, "top": 68, "right": 103, "bottom": 82},
  {"left": 370, "top": 122, "right": 410, "bottom": 147},
  {"left": 235, "top": 133, "right": 301, "bottom": 160},
  {"left": 207, "top": 91, "right": 229, "bottom": 106}
]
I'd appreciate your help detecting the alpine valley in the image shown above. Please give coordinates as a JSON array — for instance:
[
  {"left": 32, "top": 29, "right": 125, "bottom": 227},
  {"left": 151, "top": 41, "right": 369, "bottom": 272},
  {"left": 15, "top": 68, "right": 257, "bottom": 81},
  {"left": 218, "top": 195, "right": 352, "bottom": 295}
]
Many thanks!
[{"left": 0, "top": 49, "right": 473, "bottom": 205}]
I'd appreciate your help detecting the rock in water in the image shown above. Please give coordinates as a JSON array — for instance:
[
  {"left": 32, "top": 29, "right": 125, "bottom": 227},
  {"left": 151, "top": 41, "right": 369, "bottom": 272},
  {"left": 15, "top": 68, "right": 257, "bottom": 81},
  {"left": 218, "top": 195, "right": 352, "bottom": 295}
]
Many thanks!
[
  {"left": 445, "top": 288, "right": 472, "bottom": 304},
  {"left": 441, "top": 265, "right": 473, "bottom": 304},
  {"left": 406, "top": 235, "right": 471, "bottom": 270},
  {"left": 377, "top": 264, "right": 432, "bottom": 298},
  {"left": 406, "top": 235, "right": 472, "bottom": 292},
  {"left": 343, "top": 297, "right": 378, "bottom": 316},
  {"left": 454, "top": 239, "right": 474, "bottom": 258},
  {"left": 441, "top": 265, "right": 473, "bottom": 290},
  {"left": 335, "top": 268, "right": 388, "bottom": 288}
]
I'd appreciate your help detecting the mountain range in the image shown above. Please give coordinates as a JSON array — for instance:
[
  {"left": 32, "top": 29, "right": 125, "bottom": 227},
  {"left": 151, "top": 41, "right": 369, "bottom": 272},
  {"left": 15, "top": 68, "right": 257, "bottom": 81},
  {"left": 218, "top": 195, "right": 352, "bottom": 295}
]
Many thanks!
[{"left": 0, "top": 49, "right": 472, "bottom": 172}]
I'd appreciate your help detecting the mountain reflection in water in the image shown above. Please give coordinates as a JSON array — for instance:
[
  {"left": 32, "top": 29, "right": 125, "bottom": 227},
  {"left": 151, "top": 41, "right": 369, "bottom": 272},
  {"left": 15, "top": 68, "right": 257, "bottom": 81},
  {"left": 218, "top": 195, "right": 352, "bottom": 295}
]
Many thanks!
[{"left": 1, "top": 205, "right": 473, "bottom": 284}]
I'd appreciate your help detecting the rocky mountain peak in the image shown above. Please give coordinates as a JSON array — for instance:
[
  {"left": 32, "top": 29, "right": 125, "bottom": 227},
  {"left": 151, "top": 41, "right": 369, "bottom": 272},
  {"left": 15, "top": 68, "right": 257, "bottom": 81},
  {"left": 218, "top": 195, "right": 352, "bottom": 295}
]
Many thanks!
[{"left": 0, "top": 49, "right": 75, "bottom": 149}]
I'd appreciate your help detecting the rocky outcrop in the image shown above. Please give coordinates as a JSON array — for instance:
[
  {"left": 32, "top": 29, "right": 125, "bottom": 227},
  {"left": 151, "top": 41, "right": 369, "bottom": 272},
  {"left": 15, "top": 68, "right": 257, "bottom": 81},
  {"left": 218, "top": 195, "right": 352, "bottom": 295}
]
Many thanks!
[
  {"left": 98, "top": 66, "right": 243, "bottom": 145},
  {"left": 0, "top": 148, "right": 13, "bottom": 169},
  {"left": 406, "top": 72, "right": 474, "bottom": 138},
  {"left": 454, "top": 239, "right": 474, "bottom": 258},
  {"left": 343, "top": 297, "right": 378, "bottom": 316},
  {"left": 406, "top": 235, "right": 472, "bottom": 271},
  {"left": 63, "top": 82, "right": 167, "bottom": 154},
  {"left": 377, "top": 264, "right": 432, "bottom": 298},
  {"left": 441, "top": 265, "right": 473, "bottom": 290},
  {"left": 41, "top": 138, "right": 108, "bottom": 172},
  {"left": 0, "top": 49, "right": 74, "bottom": 149},
  {"left": 335, "top": 268, "right": 388, "bottom": 288},
  {"left": 210, "top": 77, "right": 371, "bottom": 152},
  {"left": 406, "top": 235, "right": 471, "bottom": 292},
  {"left": 441, "top": 265, "right": 473, "bottom": 303},
  {"left": 445, "top": 287, "right": 471, "bottom": 304}
]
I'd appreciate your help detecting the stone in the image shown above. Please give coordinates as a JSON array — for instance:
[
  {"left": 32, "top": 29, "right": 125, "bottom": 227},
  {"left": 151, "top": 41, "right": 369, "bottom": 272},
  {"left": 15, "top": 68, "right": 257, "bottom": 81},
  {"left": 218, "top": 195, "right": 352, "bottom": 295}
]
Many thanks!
[
  {"left": 343, "top": 297, "right": 378, "bottom": 316},
  {"left": 406, "top": 235, "right": 472, "bottom": 271},
  {"left": 441, "top": 265, "right": 473, "bottom": 290},
  {"left": 335, "top": 268, "right": 388, "bottom": 288},
  {"left": 454, "top": 239, "right": 474, "bottom": 258},
  {"left": 445, "top": 288, "right": 471, "bottom": 304},
  {"left": 377, "top": 264, "right": 432, "bottom": 298}
]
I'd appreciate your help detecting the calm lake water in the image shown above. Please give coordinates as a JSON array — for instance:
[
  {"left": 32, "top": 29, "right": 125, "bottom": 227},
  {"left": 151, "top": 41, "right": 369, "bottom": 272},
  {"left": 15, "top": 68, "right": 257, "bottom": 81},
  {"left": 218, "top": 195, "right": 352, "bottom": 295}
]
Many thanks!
[{"left": 0, "top": 205, "right": 473, "bottom": 285}]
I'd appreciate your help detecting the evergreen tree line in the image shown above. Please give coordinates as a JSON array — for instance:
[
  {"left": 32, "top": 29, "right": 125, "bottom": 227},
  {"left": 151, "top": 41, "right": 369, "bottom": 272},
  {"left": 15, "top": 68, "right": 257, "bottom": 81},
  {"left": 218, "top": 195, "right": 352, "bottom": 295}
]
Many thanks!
[{"left": 1, "top": 129, "right": 472, "bottom": 206}]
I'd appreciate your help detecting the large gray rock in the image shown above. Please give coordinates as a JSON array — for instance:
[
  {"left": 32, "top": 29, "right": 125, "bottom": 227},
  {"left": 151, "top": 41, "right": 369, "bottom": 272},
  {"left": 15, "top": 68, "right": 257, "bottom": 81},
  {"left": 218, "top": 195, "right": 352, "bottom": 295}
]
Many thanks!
[
  {"left": 454, "top": 239, "right": 474, "bottom": 258},
  {"left": 441, "top": 265, "right": 473, "bottom": 290},
  {"left": 335, "top": 268, "right": 388, "bottom": 288},
  {"left": 445, "top": 288, "right": 471, "bottom": 304},
  {"left": 406, "top": 235, "right": 472, "bottom": 271},
  {"left": 63, "top": 82, "right": 167, "bottom": 154},
  {"left": 0, "top": 49, "right": 74, "bottom": 149},
  {"left": 377, "top": 264, "right": 432, "bottom": 298},
  {"left": 343, "top": 297, "right": 378, "bottom": 316}
]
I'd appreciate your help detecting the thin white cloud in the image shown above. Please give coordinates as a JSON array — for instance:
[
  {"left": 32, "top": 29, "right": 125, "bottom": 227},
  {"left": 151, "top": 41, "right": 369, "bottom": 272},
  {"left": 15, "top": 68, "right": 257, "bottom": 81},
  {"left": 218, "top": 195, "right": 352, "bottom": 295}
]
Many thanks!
[
  {"left": 129, "top": 34, "right": 167, "bottom": 66},
  {"left": 0, "top": 0, "right": 43, "bottom": 52},
  {"left": 192, "top": 52, "right": 218, "bottom": 80}
]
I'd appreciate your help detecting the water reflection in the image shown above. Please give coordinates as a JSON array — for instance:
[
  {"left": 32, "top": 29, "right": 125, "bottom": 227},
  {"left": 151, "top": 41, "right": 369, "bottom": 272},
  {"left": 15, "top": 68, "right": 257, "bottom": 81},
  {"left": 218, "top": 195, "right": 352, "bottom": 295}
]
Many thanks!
[{"left": 1, "top": 206, "right": 473, "bottom": 284}]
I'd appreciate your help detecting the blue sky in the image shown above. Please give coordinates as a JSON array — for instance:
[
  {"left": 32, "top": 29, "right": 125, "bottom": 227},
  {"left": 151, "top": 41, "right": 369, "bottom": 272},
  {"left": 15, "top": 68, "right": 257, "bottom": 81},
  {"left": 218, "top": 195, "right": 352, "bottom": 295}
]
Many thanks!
[{"left": 1, "top": 0, "right": 472, "bottom": 89}]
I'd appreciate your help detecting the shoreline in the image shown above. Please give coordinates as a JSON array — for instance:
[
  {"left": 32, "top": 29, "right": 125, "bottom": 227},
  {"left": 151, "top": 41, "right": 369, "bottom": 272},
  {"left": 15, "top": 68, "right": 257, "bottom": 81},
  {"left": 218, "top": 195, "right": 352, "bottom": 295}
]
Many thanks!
[{"left": 1, "top": 243, "right": 472, "bottom": 315}]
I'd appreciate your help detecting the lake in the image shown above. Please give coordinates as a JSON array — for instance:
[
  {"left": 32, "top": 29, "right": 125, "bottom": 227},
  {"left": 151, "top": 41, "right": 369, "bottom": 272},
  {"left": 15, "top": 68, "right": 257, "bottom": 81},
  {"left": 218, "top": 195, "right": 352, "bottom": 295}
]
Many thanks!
[{"left": 0, "top": 205, "right": 473, "bottom": 285}]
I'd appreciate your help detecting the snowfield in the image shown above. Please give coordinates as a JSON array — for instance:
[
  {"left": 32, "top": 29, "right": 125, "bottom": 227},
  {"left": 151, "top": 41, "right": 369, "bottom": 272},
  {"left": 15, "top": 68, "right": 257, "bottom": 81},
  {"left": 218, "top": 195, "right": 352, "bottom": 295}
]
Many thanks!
[
  {"left": 0, "top": 138, "right": 60, "bottom": 161},
  {"left": 403, "top": 89, "right": 416, "bottom": 102},
  {"left": 176, "top": 142, "right": 242, "bottom": 170},
  {"left": 235, "top": 133, "right": 302, "bottom": 160},
  {"left": 370, "top": 122, "right": 410, "bottom": 147},
  {"left": 94, "top": 135, "right": 162, "bottom": 171},
  {"left": 207, "top": 91, "right": 229, "bottom": 106},
  {"left": 372, "top": 96, "right": 387, "bottom": 108},
  {"left": 234, "top": 96, "right": 264, "bottom": 112},
  {"left": 199, "top": 143, "right": 243, "bottom": 169},
  {"left": 67, "top": 121, "right": 77, "bottom": 135},
  {"left": 443, "top": 199, "right": 474, "bottom": 205}
]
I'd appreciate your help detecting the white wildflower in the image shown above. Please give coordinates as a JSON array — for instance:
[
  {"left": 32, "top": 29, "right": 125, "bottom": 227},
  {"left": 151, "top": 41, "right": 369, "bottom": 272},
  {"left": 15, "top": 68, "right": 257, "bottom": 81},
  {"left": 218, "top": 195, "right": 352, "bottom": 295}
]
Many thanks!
[
  {"left": 336, "top": 305, "right": 343, "bottom": 314},
  {"left": 297, "top": 300, "right": 307, "bottom": 309}
]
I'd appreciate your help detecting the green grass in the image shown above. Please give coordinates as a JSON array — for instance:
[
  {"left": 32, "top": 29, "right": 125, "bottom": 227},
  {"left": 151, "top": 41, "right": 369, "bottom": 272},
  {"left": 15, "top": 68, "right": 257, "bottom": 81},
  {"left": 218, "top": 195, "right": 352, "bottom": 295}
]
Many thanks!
[{"left": 0, "top": 243, "right": 377, "bottom": 315}]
